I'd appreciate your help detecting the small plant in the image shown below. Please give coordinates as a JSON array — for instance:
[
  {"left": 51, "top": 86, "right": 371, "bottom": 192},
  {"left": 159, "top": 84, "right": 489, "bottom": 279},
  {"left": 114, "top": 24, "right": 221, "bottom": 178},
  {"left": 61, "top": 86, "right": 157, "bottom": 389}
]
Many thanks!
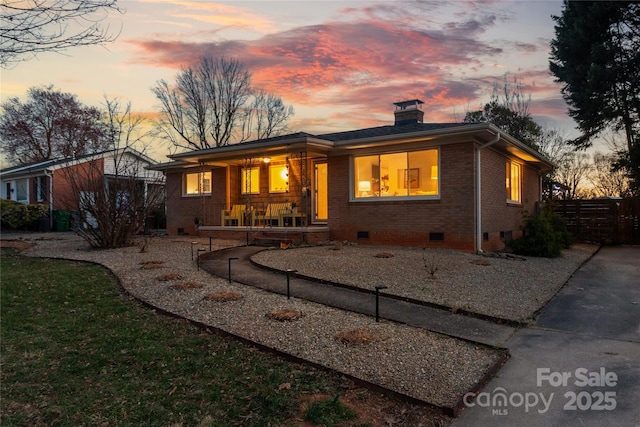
[
  {"left": 422, "top": 249, "right": 438, "bottom": 277},
  {"left": 304, "top": 394, "right": 357, "bottom": 426}
]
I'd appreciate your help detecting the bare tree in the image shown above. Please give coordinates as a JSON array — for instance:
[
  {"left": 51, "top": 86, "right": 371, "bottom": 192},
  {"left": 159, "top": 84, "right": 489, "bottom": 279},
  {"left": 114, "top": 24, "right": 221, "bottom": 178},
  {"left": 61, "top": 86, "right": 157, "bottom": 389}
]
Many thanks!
[
  {"left": 555, "top": 152, "right": 592, "bottom": 200},
  {"left": 152, "top": 55, "right": 294, "bottom": 151},
  {"left": 244, "top": 89, "right": 294, "bottom": 140},
  {"left": 0, "top": 85, "right": 109, "bottom": 164},
  {"left": 60, "top": 98, "right": 165, "bottom": 248},
  {"left": 589, "top": 152, "right": 631, "bottom": 197},
  {"left": 0, "top": 0, "right": 123, "bottom": 68}
]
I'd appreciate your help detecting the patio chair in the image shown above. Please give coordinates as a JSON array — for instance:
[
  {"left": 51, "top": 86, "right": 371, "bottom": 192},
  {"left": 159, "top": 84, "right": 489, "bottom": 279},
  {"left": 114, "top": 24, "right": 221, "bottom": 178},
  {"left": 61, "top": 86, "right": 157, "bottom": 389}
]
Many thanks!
[
  {"left": 221, "top": 204, "right": 246, "bottom": 226},
  {"left": 253, "top": 202, "right": 291, "bottom": 227}
]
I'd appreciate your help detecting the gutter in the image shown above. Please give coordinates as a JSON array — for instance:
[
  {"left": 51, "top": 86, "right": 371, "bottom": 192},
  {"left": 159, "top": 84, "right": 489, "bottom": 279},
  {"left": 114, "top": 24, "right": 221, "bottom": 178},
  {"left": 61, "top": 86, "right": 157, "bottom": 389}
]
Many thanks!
[
  {"left": 44, "top": 169, "right": 54, "bottom": 230},
  {"left": 476, "top": 132, "right": 500, "bottom": 253}
]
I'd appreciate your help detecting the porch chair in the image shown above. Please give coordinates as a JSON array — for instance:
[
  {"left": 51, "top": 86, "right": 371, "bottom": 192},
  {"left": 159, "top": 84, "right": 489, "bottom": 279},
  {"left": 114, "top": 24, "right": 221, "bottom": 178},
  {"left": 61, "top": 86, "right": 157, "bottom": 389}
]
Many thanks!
[
  {"left": 221, "top": 204, "right": 246, "bottom": 226},
  {"left": 253, "top": 202, "right": 291, "bottom": 227}
]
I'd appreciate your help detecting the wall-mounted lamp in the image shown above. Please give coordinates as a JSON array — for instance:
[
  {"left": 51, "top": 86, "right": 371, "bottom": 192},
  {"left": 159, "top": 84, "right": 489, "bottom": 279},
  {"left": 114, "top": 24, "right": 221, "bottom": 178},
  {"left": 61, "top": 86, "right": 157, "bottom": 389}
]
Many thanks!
[{"left": 263, "top": 157, "right": 271, "bottom": 163}]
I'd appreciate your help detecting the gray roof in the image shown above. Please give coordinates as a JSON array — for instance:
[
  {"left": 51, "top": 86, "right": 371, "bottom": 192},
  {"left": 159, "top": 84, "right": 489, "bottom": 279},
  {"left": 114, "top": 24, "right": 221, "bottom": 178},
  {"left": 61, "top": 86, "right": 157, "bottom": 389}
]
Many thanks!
[{"left": 318, "top": 122, "right": 474, "bottom": 142}]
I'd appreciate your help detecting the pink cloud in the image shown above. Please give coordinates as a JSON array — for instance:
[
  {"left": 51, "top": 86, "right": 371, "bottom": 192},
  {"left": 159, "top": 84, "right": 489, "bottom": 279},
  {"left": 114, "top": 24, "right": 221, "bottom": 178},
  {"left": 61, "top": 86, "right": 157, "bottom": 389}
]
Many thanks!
[{"left": 127, "top": 3, "right": 561, "bottom": 130}]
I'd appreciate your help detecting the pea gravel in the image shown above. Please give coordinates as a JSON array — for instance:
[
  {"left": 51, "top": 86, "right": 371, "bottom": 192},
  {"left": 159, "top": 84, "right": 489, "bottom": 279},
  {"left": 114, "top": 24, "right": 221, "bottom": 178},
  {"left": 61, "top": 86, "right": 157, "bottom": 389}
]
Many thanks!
[
  {"left": 9, "top": 232, "right": 594, "bottom": 410},
  {"left": 252, "top": 242, "right": 598, "bottom": 322}
]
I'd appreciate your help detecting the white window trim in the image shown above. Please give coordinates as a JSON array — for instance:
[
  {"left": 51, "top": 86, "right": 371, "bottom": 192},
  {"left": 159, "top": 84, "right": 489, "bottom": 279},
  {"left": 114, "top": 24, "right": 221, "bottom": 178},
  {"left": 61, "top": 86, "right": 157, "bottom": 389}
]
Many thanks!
[
  {"left": 182, "top": 171, "right": 212, "bottom": 197},
  {"left": 506, "top": 161, "right": 522, "bottom": 204},
  {"left": 241, "top": 167, "right": 260, "bottom": 195},
  {"left": 349, "top": 148, "right": 441, "bottom": 202}
]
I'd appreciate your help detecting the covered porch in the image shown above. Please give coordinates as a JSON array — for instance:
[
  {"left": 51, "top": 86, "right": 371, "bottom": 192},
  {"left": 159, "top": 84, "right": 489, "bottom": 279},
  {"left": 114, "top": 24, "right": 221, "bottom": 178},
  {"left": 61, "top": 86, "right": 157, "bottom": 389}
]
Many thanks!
[{"left": 167, "top": 134, "right": 333, "bottom": 242}]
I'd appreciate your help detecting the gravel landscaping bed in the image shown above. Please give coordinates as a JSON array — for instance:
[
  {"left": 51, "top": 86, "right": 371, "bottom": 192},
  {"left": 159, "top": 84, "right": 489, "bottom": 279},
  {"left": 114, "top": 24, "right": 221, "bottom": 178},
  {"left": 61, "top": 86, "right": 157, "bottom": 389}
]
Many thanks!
[
  {"left": 252, "top": 242, "right": 599, "bottom": 322},
  {"left": 7, "top": 232, "right": 506, "bottom": 413}
]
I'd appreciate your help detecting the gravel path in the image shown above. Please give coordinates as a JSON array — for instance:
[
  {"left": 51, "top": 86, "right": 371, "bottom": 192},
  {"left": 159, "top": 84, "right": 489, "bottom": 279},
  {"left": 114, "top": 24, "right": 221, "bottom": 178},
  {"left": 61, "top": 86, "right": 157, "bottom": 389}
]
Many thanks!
[
  {"left": 252, "top": 243, "right": 598, "bottom": 322},
  {"left": 4, "top": 232, "right": 593, "bottom": 412}
]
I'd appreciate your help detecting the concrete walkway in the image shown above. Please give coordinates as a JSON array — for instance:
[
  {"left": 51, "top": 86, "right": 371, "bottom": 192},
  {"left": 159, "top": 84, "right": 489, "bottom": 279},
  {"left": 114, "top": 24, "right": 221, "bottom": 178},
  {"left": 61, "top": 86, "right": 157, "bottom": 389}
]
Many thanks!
[
  {"left": 452, "top": 246, "right": 640, "bottom": 426},
  {"left": 200, "top": 246, "right": 516, "bottom": 348}
]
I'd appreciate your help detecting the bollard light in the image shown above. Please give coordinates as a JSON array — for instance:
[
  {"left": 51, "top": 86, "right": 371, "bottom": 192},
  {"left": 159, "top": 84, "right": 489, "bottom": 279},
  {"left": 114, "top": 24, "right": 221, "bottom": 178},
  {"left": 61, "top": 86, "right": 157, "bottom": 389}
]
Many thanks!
[
  {"left": 374, "top": 285, "right": 389, "bottom": 322},
  {"left": 286, "top": 269, "right": 297, "bottom": 299}
]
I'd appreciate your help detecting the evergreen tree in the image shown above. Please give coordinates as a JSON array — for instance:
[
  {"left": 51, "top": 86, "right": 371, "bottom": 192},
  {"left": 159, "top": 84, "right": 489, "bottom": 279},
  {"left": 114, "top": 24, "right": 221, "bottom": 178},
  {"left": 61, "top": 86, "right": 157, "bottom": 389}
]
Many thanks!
[{"left": 549, "top": 1, "right": 640, "bottom": 193}]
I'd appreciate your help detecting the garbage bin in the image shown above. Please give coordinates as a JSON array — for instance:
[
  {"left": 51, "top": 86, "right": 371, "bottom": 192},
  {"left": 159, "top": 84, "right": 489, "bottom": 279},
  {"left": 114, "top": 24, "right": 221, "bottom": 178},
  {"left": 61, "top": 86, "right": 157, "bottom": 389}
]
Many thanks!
[{"left": 54, "top": 210, "right": 70, "bottom": 232}]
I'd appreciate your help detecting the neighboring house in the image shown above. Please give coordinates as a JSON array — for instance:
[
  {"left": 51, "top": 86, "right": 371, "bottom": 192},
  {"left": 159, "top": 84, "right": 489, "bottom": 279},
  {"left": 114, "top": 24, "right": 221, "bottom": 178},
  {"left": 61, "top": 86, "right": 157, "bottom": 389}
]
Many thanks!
[
  {"left": 151, "top": 100, "right": 554, "bottom": 252},
  {"left": 0, "top": 148, "right": 165, "bottom": 229}
]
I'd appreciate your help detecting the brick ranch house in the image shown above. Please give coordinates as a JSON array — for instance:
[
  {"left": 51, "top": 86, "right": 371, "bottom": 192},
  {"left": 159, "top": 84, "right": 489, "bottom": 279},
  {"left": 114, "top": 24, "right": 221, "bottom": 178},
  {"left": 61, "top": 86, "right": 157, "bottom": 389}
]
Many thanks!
[
  {"left": 0, "top": 148, "right": 164, "bottom": 230},
  {"left": 151, "top": 100, "right": 554, "bottom": 252}
]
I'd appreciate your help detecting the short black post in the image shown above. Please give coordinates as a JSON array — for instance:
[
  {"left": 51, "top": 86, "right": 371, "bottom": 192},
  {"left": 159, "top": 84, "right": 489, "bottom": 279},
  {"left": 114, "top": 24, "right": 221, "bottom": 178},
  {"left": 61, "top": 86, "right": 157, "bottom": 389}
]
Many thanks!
[
  {"left": 197, "top": 248, "right": 205, "bottom": 270},
  {"left": 286, "top": 269, "right": 297, "bottom": 299},
  {"left": 209, "top": 236, "right": 213, "bottom": 251},
  {"left": 228, "top": 257, "right": 239, "bottom": 283},
  {"left": 375, "top": 286, "right": 388, "bottom": 322},
  {"left": 191, "top": 241, "right": 198, "bottom": 260}
]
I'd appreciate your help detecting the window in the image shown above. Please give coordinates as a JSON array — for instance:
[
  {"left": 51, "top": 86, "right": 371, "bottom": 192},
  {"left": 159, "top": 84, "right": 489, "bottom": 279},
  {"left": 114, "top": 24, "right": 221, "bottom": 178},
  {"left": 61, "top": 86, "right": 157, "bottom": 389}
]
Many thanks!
[
  {"left": 184, "top": 171, "right": 212, "bottom": 196},
  {"left": 506, "top": 161, "right": 521, "bottom": 203},
  {"left": 15, "top": 179, "right": 28, "bottom": 203},
  {"left": 353, "top": 149, "right": 439, "bottom": 199},
  {"left": 269, "top": 164, "right": 289, "bottom": 193},
  {"left": 241, "top": 167, "right": 260, "bottom": 194},
  {"left": 35, "top": 176, "right": 47, "bottom": 202}
]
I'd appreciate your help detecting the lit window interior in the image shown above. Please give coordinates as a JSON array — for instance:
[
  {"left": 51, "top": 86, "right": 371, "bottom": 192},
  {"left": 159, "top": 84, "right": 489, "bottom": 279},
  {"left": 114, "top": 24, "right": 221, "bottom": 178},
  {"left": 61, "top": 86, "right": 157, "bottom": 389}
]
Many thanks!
[
  {"left": 354, "top": 149, "right": 439, "bottom": 198},
  {"left": 241, "top": 167, "right": 260, "bottom": 194},
  {"left": 184, "top": 171, "right": 212, "bottom": 195},
  {"left": 269, "top": 164, "right": 289, "bottom": 193}
]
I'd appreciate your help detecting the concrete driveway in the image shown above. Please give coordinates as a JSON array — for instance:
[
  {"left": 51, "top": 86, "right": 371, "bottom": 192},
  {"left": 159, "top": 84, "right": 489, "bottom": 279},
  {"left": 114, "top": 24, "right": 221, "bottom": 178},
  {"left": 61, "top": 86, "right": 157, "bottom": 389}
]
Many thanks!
[{"left": 453, "top": 246, "right": 640, "bottom": 427}]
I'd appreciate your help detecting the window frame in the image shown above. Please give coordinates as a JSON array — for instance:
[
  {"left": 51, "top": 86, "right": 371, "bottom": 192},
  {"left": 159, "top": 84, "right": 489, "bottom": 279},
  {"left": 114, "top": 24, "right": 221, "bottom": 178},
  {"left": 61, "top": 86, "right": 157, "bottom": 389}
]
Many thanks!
[
  {"left": 350, "top": 148, "right": 440, "bottom": 201},
  {"left": 35, "top": 176, "right": 47, "bottom": 202},
  {"left": 506, "top": 161, "right": 522, "bottom": 204},
  {"left": 241, "top": 167, "right": 260, "bottom": 195},
  {"left": 268, "top": 163, "right": 289, "bottom": 193},
  {"left": 182, "top": 171, "right": 212, "bottom": 197}
]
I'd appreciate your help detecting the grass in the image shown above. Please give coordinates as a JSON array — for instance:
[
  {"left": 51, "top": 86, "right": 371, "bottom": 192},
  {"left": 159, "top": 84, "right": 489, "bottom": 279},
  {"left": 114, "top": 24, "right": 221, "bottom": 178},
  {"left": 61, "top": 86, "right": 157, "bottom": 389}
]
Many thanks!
[
  {"left": 0, "top": 249, "right": 345, "bottom": 426},
  {"left": 304, "top": 395, "right": 357, "bottom": 426}
]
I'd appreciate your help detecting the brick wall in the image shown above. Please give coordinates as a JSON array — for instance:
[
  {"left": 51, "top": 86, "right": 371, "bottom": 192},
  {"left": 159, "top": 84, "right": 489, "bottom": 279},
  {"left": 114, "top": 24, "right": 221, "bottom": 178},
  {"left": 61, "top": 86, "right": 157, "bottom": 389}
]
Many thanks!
[
  {"left": 480, "top": 148, "right": 540, "bottom": 251},
  {"left": 53, "top": 158, "right": 104, "bottom": 211},
  {"left": 327, "top": 143, "right": 477, "bottom": 251}
]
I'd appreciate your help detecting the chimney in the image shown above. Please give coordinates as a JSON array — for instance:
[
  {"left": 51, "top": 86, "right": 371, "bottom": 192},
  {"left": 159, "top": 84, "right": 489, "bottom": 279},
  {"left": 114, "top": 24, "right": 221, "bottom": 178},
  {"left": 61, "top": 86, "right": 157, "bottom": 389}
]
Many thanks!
[{"left": 393, "top": 99, "right": 424, "bottom": 125}]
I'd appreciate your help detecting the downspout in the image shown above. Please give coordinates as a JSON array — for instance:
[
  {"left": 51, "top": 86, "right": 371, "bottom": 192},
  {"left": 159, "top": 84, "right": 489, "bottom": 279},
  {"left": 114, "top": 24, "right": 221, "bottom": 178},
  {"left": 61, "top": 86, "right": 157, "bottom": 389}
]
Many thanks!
[
  {"left": 44, "top": 169, "right": 54, "bottom": 230},
  {"left": 476, "top": 132, "right": 500, "bottom": 253}
]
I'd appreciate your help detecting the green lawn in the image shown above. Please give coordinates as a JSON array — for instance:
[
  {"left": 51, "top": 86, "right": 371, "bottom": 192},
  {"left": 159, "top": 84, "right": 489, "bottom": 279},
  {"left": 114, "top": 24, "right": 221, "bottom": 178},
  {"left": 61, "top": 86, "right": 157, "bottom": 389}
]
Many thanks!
[{"left": 0, "top": 249, "right": 344, "bottom": 426}]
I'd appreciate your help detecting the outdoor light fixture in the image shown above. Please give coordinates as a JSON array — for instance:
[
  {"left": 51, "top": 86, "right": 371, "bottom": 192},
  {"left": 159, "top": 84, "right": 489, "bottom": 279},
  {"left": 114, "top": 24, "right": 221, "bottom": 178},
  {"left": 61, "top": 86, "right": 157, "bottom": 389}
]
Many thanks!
[{"left": 263, "top": 157, "right": 271, "bottom": 163}]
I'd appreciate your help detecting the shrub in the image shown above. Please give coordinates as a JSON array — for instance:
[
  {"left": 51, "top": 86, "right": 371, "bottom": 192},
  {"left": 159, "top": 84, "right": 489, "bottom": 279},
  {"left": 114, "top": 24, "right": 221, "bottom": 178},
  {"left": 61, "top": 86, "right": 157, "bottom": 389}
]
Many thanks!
[
  {"left": 509, "top": 211, "right": 571, "bottom": 258},
  {"left": 0, "top": 199, "right": 49, "bottom": 231}
]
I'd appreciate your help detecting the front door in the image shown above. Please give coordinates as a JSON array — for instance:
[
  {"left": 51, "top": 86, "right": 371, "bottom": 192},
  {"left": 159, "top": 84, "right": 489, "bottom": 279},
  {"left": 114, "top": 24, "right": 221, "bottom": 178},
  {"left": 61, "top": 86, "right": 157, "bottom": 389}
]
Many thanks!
[{"left": 313, "top": 162, "right": 328, "bottom": 222}]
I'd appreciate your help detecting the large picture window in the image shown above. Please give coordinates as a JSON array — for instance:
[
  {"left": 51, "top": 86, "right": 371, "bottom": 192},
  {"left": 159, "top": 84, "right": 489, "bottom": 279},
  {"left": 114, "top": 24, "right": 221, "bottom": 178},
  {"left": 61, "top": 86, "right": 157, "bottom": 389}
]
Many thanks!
[
  {"left": 269, "top": 164, "right": 289, "bottom": 193},
  {"left": 184, "top": 171, "right": 211, "bottom": 196},
  {"left": 353, "top": 149, "right": 439, "bottom": 199},
  {"left": 241, "top": 167, "right": 260, "bottom": 194},
  {"left": 506, "top": 161, "right": 521, "bottom": 203}
]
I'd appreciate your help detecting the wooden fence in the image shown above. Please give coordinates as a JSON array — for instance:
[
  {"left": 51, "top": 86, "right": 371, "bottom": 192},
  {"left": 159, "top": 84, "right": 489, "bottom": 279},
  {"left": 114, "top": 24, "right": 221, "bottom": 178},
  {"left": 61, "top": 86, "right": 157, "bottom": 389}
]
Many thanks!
[{"left": 548, "top": 197, "right": 640, "bottom": 245}]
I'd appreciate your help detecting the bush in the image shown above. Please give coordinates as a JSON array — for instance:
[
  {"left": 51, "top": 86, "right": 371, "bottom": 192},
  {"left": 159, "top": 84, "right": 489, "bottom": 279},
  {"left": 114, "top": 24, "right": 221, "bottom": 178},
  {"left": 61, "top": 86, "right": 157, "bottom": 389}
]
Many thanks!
[
  {"left": 0, "top": 199, "right": 49, "bottom": 231},
  {"left": 509, "top": 210, "right": 572, "bottom": 258}
]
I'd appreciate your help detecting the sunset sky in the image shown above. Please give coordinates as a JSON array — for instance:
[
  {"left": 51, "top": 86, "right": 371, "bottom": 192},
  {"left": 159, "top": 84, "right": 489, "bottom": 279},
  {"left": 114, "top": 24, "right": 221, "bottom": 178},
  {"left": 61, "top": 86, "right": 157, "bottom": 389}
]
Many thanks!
[{"left": 2, "top": 0, "right": 581, "bottom": 162}]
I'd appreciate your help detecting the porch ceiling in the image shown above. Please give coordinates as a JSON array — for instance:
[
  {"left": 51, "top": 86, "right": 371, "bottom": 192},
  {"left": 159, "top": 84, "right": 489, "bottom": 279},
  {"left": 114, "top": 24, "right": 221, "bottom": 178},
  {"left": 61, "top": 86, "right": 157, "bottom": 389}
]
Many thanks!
[{"left": 170, "top": 136, "right": 333, "bottom": 166}]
